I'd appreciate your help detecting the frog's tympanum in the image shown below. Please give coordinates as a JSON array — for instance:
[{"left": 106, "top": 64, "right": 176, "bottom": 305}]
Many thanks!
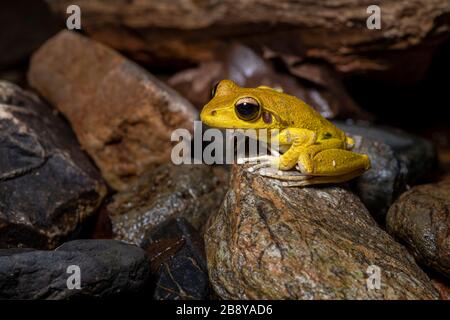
[{"left": 200, "top": 80, "right": 371, "bottom": 186}]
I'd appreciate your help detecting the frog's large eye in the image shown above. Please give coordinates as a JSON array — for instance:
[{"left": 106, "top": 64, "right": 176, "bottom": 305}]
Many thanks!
[
  {"left": 235, "top": 97, "right": 260, "bottom": 121},
  {"left": 210, "top": 82, "right": 220, "bottom": 99}
]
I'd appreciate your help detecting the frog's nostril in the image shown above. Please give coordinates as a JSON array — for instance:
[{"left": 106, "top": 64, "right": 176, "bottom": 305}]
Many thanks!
[{"left": 211, "top": 110, "right": 217, "bottom": 116}]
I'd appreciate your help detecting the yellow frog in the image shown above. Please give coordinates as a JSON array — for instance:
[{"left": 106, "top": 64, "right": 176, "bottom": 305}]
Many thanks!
[{"left": 200, "top": 79, "right": 370, "bottom": 186}]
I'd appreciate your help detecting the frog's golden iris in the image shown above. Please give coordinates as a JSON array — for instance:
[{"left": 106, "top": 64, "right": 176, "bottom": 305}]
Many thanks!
[{"left": 200, "top": 79, "right": 371, "bottom": 187}]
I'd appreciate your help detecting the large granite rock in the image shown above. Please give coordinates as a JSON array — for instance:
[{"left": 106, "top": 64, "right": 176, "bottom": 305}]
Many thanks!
[
  {"left": 108, "top": 164, "right": 227, "bottom": 247},
  {"left": 335, "top": 121, "right": 436, "bottom": 221},
  {"left": 0, "top": 240, "right": 150, "bottom": 299},
  {"left": 205, "top": 164, "right": 439, "bottom": 299},
  {"left": 28, "top": 30, "right": 198, "bottom": 191},
  {"left": 0, "top": 81, "right": 106, "bottom": 249},
  {"left": 387, "top": 182, "right": 450, "bottom": 279},
  {"left": 144, "top": 218, "right": 209, "bottom": 300}
]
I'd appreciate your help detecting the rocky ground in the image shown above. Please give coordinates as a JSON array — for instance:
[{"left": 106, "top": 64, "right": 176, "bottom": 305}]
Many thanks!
[{"left": 0, "top": 0, "right": 449, "bottom": 300}]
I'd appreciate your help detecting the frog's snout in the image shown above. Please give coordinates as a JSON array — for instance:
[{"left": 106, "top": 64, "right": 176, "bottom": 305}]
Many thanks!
[{"left": 200, "top": 107, "right": 217, "bottom": 124}]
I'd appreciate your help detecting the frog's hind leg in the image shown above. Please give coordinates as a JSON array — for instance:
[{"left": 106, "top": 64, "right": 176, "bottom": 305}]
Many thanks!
[
  {"left": 309, "top": 149, "right": 370, "bottom": 176},
  {"left": 261, "top": 149, "right": 370, "bottom": 186},
  {"left": 255, "top": 139, "right": 347, "bottom": 180},
  {"left": 281, "top": 149, "right": 370, "bottom": 186}
]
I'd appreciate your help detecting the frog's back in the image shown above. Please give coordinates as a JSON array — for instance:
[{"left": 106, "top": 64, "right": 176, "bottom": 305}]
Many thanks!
[{"left": 271, "top": 93, "right": 345, "bottom": 140}]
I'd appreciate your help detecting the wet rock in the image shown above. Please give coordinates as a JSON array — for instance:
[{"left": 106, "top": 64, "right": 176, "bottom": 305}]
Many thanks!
[
  {"left": 205, "top": 164, "right": 439, "bottom": 299},
  {"left": 0, "top": 240, "right": 151, "bottom": 299},
  {"left": 0, "top": 81, "right": 106, "bottom": 249},
  {"left": 145, "top": 218, "right": 209, "bottom": 300},
  {"left": 169, "top": 43, "right": 371, "bottom": 120},
  {"left": 28, "top": 31, "right": 198, "bottom": 191},
  {"left": 108, "top": 164, "right": 227, "bottom": 247},
  {"left": 335, "top": 121, "right": 436, "bottom": 221},
  {"left": 387, "top": 182, "right": 450, "bottom": 279}
]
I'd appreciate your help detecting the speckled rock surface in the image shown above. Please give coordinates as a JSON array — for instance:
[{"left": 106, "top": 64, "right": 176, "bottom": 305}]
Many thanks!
[
  {"left": 0, "top": 81, "right": 106, "bottom": 249},
  {"left": 205, "top": 164, "right": 439, "bottom": 299},
  {"left": 387, "top": 182, "right": 450, "bottom": 279},
  {"left": 108, "top": 164, "right": 227, "bottom": 247},
  {"left": 28, "top": 30, "right": 198, "bottom": 190}
]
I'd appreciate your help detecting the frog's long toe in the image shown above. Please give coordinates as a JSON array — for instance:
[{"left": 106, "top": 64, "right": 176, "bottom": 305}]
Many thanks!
[{"left": 242, "top": 155, "right": 280, "bottom": 172}]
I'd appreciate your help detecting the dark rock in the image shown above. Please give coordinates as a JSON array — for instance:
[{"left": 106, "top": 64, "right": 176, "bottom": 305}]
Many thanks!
[
  {"left": 205, "top": 164, "right": 439, "bottom": 299},
  {"left": 335, "top": 121, "right": 436, "bottom": 221},
  {"left": 0, "top": 81, "right": 106, "bottom": 249},
  {"left": 28, "top": 31, "right": 198, "bottom": 190},
  {"left": 108, "top": 164, "right": 227, "bottom": 247},
  {"left": 350, "top": 135, "right": 401, "bottom": 222},
  {"left": 337, "top": 121, "right": 436, "bottom": 182},
  {"left": 387, "top": 182, "right": 450, "bottom": 279},
  {"left": 145, "top": 217, "right": 209, "bottom": 300},
  {"left": 0, "top": 240, "right": 150, "bottom": 299}
]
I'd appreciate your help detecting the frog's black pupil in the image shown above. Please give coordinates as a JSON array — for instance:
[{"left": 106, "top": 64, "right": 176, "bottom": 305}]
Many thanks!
[{"left": 235, "top": 102, "right": 260, "bottom": 120}]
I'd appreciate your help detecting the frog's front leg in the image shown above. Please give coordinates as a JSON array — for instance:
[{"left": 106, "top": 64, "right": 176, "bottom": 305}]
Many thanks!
[{"left": 244, "top": 128, "right": 317, "bottom": 172}]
